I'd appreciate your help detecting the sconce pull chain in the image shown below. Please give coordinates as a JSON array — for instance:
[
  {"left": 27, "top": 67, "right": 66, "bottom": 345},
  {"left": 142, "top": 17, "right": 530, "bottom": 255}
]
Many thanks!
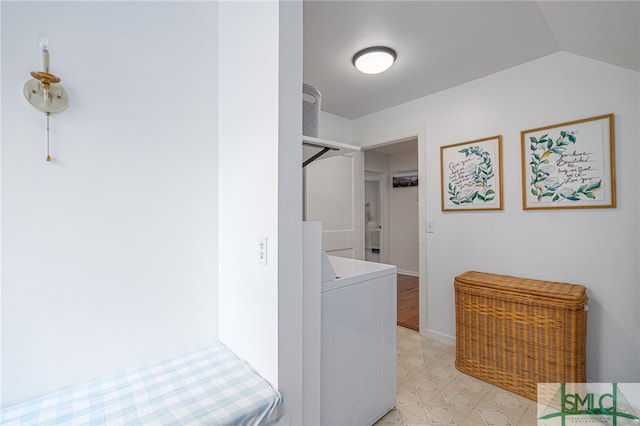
[{"left": 46, "top": 112, "right": 51, "bottom": 162}]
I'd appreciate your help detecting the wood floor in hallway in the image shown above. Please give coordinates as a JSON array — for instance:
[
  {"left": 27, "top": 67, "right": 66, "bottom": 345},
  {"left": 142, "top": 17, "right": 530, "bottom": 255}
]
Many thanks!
[{"left": 397, "top": 274, "right": 419, "bottom": 330}]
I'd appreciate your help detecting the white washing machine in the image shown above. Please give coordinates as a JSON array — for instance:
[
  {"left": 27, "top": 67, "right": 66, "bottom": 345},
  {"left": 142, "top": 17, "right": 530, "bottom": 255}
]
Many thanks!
[{"left": 321, "top": 256, "right": 397, "bottom": 426}]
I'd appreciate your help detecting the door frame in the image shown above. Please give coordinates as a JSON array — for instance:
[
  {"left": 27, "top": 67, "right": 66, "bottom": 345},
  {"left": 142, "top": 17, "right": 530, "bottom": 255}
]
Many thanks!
[{"left": 358, "top": 127, "right": 427, "bottom": 334}]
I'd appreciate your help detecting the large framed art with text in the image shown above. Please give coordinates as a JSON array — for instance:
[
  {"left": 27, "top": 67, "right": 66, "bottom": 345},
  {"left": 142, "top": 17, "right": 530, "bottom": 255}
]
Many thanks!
[{"left": 521, "top": 114, "right": 615, "bottom": 210}]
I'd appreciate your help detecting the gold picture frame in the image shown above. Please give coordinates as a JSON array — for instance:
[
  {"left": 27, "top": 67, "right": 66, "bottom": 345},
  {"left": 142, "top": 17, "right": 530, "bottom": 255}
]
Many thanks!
[
  {"left": 440, "top": 135, "right": 503, "bottom": 211},
  {"left": 521, "top": 114, "right": 616, "bottom": 210}
]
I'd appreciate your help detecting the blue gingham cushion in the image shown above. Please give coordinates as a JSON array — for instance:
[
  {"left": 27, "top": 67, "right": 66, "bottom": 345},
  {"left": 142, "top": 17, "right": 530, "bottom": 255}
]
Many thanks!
[{"left": 0, "top": 342, "right": 283, "bottom": 425}]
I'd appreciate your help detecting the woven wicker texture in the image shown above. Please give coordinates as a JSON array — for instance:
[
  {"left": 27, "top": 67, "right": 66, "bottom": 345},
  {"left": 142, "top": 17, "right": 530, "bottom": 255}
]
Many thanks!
[{"left": 454, "top": 271, "right": 587, "bottom": 401}]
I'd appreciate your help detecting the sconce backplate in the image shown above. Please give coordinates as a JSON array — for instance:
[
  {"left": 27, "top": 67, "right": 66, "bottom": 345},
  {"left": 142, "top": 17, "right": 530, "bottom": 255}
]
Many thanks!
[{"left": 23, "top": 78, "right": 69, "bottom": 113}]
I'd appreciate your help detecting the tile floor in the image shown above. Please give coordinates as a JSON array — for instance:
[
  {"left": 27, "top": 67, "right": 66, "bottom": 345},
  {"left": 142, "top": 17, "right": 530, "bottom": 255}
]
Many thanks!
[{"left": 374, "top": 326, "right": 538, "bottom": 426}]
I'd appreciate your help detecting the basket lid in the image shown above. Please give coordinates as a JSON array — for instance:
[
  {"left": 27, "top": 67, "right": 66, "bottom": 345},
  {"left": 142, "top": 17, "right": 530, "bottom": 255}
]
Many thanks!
[{"left": 455, "top": 271, "right": 587, "bottom": 303}]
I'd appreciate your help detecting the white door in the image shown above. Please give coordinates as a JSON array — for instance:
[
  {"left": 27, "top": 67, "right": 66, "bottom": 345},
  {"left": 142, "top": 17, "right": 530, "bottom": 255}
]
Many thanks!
[{"left": 304, "top": 153, "right": 364, "bottom": 259}]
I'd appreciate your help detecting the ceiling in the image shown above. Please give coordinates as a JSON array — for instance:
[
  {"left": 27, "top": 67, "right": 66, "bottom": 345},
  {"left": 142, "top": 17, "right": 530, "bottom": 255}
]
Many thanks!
[{"left": 303, "top": 1, "right": 640, "bottom": 120}]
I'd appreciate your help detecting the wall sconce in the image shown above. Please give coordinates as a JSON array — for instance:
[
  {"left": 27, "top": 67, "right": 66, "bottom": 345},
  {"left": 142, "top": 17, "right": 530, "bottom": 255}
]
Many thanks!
[{"left": 23, "top": 33, "right": 69, "bottom": 161}]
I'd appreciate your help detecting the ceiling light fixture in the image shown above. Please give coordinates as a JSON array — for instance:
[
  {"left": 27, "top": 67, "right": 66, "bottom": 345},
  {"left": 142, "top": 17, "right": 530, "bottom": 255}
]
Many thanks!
[{"left": 352, "top": 46, "right": 397, "bottom": 75}]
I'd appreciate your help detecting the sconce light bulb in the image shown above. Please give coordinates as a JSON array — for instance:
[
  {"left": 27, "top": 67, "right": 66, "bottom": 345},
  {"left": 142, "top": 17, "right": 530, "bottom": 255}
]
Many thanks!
[
  {"left": 39, "top": 33, "right": 49, "bottom": 52},
  {"left": 38, "top": 33, "right": 50, "bottom": 73}
]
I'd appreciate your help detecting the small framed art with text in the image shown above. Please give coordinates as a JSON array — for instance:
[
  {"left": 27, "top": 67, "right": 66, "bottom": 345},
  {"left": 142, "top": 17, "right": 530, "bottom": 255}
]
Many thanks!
[{"left": 440, "top": 135, "right": 503, "bottom": 211}]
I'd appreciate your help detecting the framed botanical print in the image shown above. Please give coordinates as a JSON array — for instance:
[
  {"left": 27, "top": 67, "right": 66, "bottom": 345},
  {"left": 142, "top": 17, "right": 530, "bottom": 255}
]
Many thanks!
[
  {"left": 440, "top": 135, "right": 503, "bottom": 211},
  {"left": 521, "top": 114, "right": 615, "bottom": 210}
]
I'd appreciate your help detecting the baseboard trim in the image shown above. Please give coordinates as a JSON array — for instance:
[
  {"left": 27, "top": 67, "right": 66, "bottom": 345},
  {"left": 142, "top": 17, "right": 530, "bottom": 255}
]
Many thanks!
[
  {"left": 397, "top": 269, "right": 419, "bottom": 277},
  {"left": 423, "top": 329, "right": 455, "bottom": 346}
]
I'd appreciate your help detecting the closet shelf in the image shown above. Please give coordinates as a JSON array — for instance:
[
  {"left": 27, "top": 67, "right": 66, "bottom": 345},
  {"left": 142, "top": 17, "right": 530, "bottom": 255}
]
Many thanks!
[{"left": 303, "top": 135, "right": 361, "bottom": 167}]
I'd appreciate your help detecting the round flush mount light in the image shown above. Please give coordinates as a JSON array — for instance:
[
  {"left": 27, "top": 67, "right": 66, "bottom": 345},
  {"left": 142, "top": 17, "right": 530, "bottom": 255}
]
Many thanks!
[{"left": 352, "top": 46, "right": 397, "bottom": 74}]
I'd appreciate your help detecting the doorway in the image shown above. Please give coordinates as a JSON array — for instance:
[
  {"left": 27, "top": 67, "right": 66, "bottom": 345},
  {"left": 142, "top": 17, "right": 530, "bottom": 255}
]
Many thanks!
[
  {"left": 365, "top": 172, "right": 384, "bottom": 262},
  {"left": 364, "top": 138, "right": 420, "bottom": 331}
]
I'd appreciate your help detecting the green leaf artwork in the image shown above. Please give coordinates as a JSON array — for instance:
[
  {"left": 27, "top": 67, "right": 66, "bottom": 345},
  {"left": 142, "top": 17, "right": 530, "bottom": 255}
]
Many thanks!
[
  {"left": 528, "top": 131, "right": 602, "bottom": 203},
  {"left": 447, "top": 146, "right": 495, "bottom": 205}
]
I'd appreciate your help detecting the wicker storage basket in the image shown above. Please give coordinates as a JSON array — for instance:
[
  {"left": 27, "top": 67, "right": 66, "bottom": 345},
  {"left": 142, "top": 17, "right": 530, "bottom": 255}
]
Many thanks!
[{"left": 454, "top": 271, "right": 587, "bottom": 401}]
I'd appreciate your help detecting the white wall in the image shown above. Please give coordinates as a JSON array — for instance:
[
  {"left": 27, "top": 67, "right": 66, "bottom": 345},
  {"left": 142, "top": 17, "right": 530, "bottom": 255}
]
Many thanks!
[
  {"left": 1, "top": 2, "right": 218, "bottom": 406},
  {"left": 352, "top": 52, "right": 640, "bottom": 382},
  {"left": 364, "top": 151, "right": 389, "bottom": 175},
  {"left": 389, "top": 151, "right": 419, "bottom": 275},
  {"left": 218, "top": 2, "right": 305, "bottom": 424},
  {"left": 318, "top": 111, "right": 353, "bottom": 143},
  {"left": 277, "top": 2, "right": 305, "bottom": 424},
  {"left": 218, "top": 0, "right": 279, "bottom": 383}
]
